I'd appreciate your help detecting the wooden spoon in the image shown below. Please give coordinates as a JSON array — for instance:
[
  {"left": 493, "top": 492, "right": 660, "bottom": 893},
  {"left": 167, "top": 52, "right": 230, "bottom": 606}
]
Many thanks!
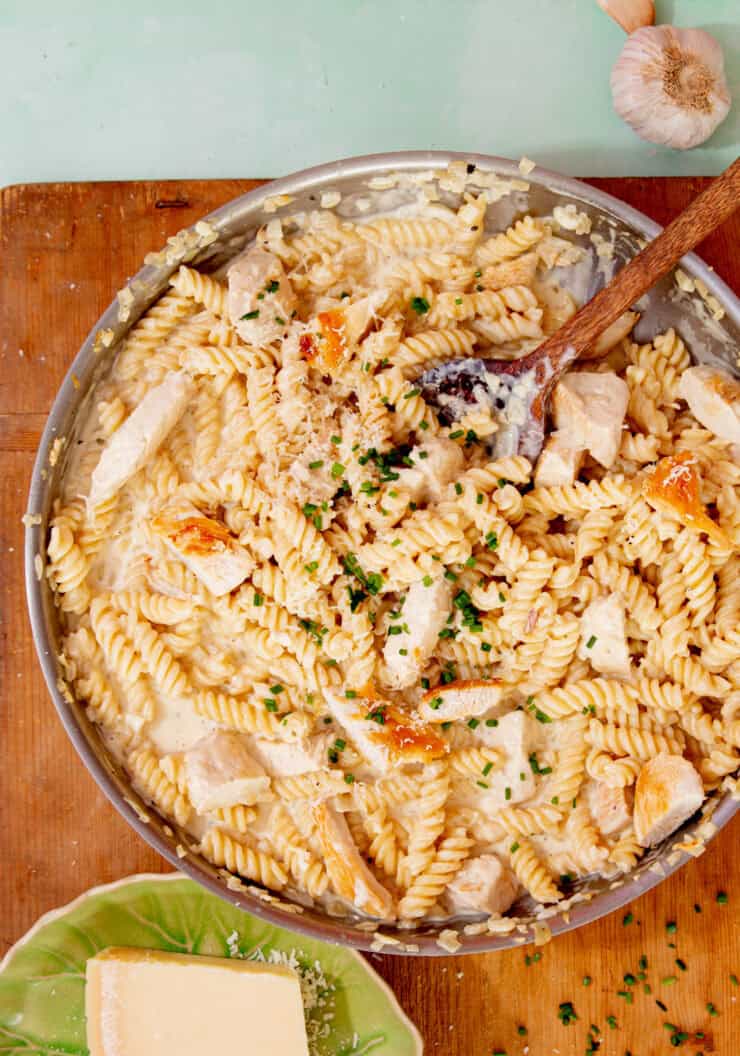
[{"left": 420, "top": 156, "right": 740, "bottom": 460}]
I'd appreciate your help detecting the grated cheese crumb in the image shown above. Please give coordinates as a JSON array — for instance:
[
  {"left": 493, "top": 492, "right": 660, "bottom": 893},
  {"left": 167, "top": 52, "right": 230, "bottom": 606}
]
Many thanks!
[
  {"left": 48, "top": 436, "right": 65, "bottom": 467},
  {"left": 533, "top": 922, "right": 552, "bottom": 946},
  {"left": 175, "top": 843, "right": 188, "bottom": 859},
  {"left": 552, "top": 203, "right": 592, "bottom": 235},
  {"left": 117, "top": 286, "right": 134, "bottom": 323},
  {"left": 675, "top": 268, "right": 696, "bottom": 293},
  {"left": 123, "top": 796, "right": 150, "bottom": 824},
  {"left": 34, "top": 553, "right": 44, "bottom": 581},
  {"left": 320, "top": 191, "right": 341, "bottom": 209},
  {"left": 263, "top": 193, "right": 295, "bottom": 214},
  {"left": 518, "top": 156, "right": 536, "bottom": 176},
  {"left": 437, "top": 928, "right": 461, "bottom": 953},
  {"left": 22, "top": 513, "right": 42, "bottom": 528}
]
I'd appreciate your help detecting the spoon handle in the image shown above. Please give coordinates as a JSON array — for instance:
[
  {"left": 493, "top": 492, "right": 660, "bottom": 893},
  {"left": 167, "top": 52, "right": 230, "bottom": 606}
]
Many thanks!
[{"left": 527, "top": 155, "right": 740, "bottom": 373}]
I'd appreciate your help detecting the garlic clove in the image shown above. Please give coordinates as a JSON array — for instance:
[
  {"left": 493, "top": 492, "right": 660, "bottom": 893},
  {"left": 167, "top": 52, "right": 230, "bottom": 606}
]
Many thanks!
[
  {"left": 597, "top": 0, "right": 654, "bottom": 35},
  {"left": 611, "top": 26, "right": 732, "bottom": 149}
]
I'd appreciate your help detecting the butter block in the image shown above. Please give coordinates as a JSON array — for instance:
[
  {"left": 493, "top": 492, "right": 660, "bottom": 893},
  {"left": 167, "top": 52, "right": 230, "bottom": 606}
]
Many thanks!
[{"left": 85, "top": 947, "right": 310, "bottom": 1055}]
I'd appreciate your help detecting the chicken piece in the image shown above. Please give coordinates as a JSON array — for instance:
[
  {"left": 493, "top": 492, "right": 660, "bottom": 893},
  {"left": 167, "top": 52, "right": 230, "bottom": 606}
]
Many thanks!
[
  {"left": 633, "top": 754, "right": 703, "bottom": 848},
  {"left": 324, "top": 691, "right": 447, "bottom": 775},
  {"left": 586, "top": 779, "right": 633, "bottom": 838},
  {"left": 474, "top": 710, "right": 541, "bottom": 807},
  {"left": 184, "top": 731, "right": 272, "bottom": 812},
  {"left": 418, "top": 679, "right": 505, "bottom": 724},
  {"left": 552, "top": 371, "right": 629, "bottom": 469},
  {"left": 150, "top": 501, "right": 253, "bottom": 597},
  {"left": 577, "top": 594, "right": 630, "bottom": 680},
  {"left": 313, "top": 801, "right": 395, "bottom": 919},
  {"left": 589, "top": 311, "right": 639, "bottom": 358},
  {"left": 88, "top": 372, "right": 193, "bottom": 507},
  {"left": 227, "top": 247, "right": 298, "bottom": 348},
  {"left": 396, "top": 437, "right": 465, "bottom": 504},
  {"left": 287, "top": 448, "right": 340, "bottom": 508},
  {"left": 342, "top": 290, "right": 390, "bottom": 345},
  {"left": 643, "top": 452, "right": 730, "bottom": 546},
  {"left": 678, "top": 365, "right": 740, "bottom": 445},
  {"left": 247, "top": 735, "right": 332, "bottom": 777},
  {"left": 444, "top": 854, "right": 519, "bottom": 916},
  {"left": 534, "top": 432, "right": 585, "bottom": 487},
  {"left": 383, "top": 576, "right": 452, "bottom": 690}
]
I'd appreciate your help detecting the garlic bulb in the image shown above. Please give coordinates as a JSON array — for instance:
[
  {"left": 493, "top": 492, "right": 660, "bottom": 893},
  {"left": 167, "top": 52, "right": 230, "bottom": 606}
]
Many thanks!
[
  {"left": 597, "top": 0, "right": 654, "bottom": 35},
  {"left": 611, "top": 26, "right": 731, "bottom": 149}
]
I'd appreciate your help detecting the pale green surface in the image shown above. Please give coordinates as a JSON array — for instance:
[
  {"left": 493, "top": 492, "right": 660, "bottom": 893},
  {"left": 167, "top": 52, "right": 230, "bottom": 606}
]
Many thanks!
[
  {"left": 0, "top": 874, "right": 422, "bottom": 1055},
  {"left": 2, "top": 0, "right": 739, "bottom": 188}
]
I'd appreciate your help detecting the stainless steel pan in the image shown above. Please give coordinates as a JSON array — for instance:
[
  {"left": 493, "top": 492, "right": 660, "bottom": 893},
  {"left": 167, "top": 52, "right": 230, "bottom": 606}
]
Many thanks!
[{"left": 25, "top": 152, "right": 740, "bottom": 954}]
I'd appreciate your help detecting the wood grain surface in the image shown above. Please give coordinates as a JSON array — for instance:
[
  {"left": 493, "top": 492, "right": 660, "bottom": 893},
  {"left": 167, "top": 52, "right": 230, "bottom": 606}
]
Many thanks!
[{"left": 1, "top": 177, "right": 738, "bottom": 1055}]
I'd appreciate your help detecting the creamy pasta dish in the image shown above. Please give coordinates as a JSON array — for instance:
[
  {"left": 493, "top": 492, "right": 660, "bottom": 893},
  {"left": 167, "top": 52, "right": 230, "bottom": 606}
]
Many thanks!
[{"left": 49, "top": 170, "right": 740, "bottom": 926}]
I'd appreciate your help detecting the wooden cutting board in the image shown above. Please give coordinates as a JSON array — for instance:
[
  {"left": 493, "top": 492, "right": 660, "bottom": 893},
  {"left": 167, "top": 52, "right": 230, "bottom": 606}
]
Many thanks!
[{"left": 1, "top": 178, "right": 738, "bottom": 1055}]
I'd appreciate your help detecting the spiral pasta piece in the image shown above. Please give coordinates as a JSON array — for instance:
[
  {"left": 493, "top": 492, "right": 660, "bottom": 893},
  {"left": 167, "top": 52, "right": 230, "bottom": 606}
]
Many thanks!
[
  {"left": 398, "top": 827, "right": 473, "bottom": 919},
  {"left": 201, "top": 828, "right": 287, "bottom": 890},
  {"left": 509, "top": 838, "right": 561, "bottom": 903}
]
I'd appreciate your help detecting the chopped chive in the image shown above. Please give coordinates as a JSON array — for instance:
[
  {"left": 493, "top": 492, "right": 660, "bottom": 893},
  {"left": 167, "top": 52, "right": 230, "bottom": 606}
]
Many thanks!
[
  {"left": 344, "top": 773, "right": 355, "bottom": 784},
  {"left": 675, "top": 959, "right": 687, "bottom": 972},
  {"left": 270, "top": 684, "right": 284, "bottom": 695},
  {"left": 403, "top": 388, "right": 420, "bottom": 399},
  {"left": 410, "top": 296, "right": 430, "bottom": 315},
  {"left": 482, "top": 762, "right": 493, "bottom": 776},
  {"left": 476, "top": 780, "right": 489, "bottom": 789},
  {"left": 240, "top": 309, "right": 259, "bottom": 320},
  {"left": 481, "top": 642, "right": 492, "bottom": 652},
  {"left": 586, "top": 635, "right": 597, "bottom": 649},
  {"left": 345, "top": 690, "right": 357, "bottom": 699},
  {"left": 655, "top": 999, "right": 667, "bottom": 1011},
  {"left": 264, "top": 698, "right": 278, "bottom": 712},
  {"left": 665, "top": 921, "right": 677, "bottom": 934},
  {"left": 467, "top": 718, "right": 480, "bottom": 729},
  {"left": 334, "top": 738, "right": 346, "bottom": 751},
  {"left": 454, "top": 482, "right": 463, "bottom": 495},
  {"left": 330, "top": 435, "right": 342, "bottom": 444},
  {"left": 622, "top": 912, "right": 634, "bottom": 926},
  {"left": 504, "top": 786, "right": 511, "bottom": 801},
  {"left": 717, "top": 890, "right": 728, "bottom": 904},
  {"left": 730, "top": 973, "right": 739, "bottom": 986},
  {"left": 253, "top": 592, "right": 264, "bottom": 607},
  {"left": 582, "top": 976, "right": 592, "bottom": 987},
  {"left": 694, "top": 903, "right": 702, "bottom": 913},
  {"left": 707, "top": 1002, "right": 718, "bottom": 1016},
  {"left": 308, "top": 459, "right": 324, "bottom": 469},
  {"left": 606, "top": 1015, "right": 617, "bottom": 1030},
  {"left": 449, "top": 429, "right": 464, "bottom": 440},
  {"left": 517, "top": 1026, "right": 527, "bottom": 1036},
  {"left": 331, "top": 462, "right": 345, "bottom": 478},
  {"left": 639, "top": 955, "right": 648, "bottom": 970},
  {"left": 557, "top": 1002, "right": 578, "bottom": 1026},
  {"left": 486, "top": 718, "right": 499, "bottom": 727}
]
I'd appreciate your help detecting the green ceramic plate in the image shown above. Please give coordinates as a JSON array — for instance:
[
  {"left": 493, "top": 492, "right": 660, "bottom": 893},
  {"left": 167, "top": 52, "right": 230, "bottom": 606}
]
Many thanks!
[{"left": 0, "top": 873, "right": 422, "bottom": 1055}]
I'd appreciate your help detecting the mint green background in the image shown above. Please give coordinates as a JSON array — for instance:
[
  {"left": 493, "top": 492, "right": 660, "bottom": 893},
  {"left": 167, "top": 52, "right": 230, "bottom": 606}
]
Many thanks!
[{"left": 2, "top": 0, "right": 739, "bottom": 188}]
